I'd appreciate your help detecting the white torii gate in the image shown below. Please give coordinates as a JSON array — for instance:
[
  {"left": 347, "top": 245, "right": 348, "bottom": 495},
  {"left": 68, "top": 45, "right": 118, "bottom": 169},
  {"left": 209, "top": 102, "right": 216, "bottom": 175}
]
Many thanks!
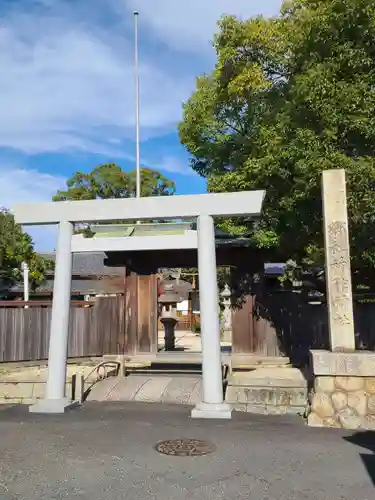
[{"left": 13, "top": 190, "right": 265, "bottom": 419}]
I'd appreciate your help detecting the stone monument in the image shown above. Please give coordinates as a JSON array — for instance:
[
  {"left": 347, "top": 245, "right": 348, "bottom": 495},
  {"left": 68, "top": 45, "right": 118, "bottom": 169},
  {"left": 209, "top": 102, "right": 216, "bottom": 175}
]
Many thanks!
[
  {"left": 308, "top": 169, "right": 375, "bottom": 430},
  {"left": 322, "top": 169, "right": 355, "bottom": 351}
]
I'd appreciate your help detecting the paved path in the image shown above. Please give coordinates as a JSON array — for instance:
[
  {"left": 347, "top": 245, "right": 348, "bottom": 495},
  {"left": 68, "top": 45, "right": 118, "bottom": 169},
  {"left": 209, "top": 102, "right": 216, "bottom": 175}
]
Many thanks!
[
  {"left": 0, "top": 402, "right": 374, "bottom": 499},
  {"left": 158, "top": 329, "right": 201, "bottom": 352}
]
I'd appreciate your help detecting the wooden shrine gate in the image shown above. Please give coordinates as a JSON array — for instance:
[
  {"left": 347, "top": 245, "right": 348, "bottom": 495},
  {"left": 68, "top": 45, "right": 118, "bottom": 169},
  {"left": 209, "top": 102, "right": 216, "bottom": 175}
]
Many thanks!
[{"left": 116, "top": 272, "right": 159, "bottom": 356}]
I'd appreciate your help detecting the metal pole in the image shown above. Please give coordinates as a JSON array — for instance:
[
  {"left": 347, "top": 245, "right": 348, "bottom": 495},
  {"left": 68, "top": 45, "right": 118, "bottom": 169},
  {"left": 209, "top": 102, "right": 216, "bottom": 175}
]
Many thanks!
[{"left": 134, "top": 11, "right": 141, "bottom": 199}]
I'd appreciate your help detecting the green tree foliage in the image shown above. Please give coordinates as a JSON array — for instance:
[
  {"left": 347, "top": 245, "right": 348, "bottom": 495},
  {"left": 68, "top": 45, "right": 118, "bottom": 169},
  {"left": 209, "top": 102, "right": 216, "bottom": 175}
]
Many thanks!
[
  {"left": 53, "top": 163, "right": 176, "bottom": 230},
  {"left": 53, "top": 164, "right": 176, "bottom": 201},
  {"left": 0, "top": 209, "right": 52, "bottom": 292},
  {"left": 179, "top": 0, "right": 375, "bottom": 275},
  {"left": 180, "top": 266, "right": 231, "bottom": 291}
]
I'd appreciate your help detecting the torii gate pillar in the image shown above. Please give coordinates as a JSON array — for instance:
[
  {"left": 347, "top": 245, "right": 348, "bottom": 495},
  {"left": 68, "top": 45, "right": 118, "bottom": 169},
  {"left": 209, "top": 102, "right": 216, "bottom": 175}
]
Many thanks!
[
  {"left": 30, "top": 221, "right": 76, "bottom": 413},
  {"left": 191, "top": 215, "right": 232, "bottom": 418}
]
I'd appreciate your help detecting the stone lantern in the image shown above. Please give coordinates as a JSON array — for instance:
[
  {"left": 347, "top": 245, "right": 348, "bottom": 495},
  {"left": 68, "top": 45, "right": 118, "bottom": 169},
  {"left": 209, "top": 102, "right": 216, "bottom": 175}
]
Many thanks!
[
  {"left": 220, "top": 284, "right": 232, "bottom": 341},
  {"left": 158, "top": 284, "right": 181, "bottom": 351}
]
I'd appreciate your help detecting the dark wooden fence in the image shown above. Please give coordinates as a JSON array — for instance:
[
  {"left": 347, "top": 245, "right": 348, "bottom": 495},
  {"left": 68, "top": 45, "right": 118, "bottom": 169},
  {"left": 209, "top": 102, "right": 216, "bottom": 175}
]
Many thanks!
[
  {"left": 232, "top": 291, "right": 375, "bottom": 363},
  {"left": 0, "top": 298, "right": 126, "bottom": 362}
]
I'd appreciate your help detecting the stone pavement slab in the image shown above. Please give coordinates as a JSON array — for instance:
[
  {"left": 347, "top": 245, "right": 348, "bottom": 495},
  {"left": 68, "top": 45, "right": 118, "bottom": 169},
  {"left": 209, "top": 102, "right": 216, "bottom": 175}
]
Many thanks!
[
  {"left": 0, "top": 402, "right": 374, "bottom": 499},
  {"left": 87, "top": 375, "right": 203, "bottom": 405}
]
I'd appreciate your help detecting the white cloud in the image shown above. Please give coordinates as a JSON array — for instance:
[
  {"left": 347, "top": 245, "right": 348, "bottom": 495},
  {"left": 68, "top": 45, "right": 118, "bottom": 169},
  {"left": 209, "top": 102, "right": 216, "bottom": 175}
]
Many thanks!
[
  {"left": 0, "top": 165, "right": 65, "bottom": 251},
  {"left": 0, "top": 168, "right": 64, "bottom": 209},
  {"left": 0, "top": 1, "right": 191, "bottom": 155},
  {"left": 123, "top": 0, "right": 283, "bottom": 54},
  {"left": 153, "top": 155, "right": 191, "bottom": 175},
  {"left": 0, "top": 0, "right": 282, "bottom": 162},
  {"left": 136, "top": 153, "right": 190, "bottom": 175}
]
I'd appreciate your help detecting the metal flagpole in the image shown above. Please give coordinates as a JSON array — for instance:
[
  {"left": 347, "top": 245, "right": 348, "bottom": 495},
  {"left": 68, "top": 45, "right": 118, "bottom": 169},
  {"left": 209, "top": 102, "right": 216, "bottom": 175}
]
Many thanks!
[{"left": 134, "top": 11, "right": 141, "bottom": 199}]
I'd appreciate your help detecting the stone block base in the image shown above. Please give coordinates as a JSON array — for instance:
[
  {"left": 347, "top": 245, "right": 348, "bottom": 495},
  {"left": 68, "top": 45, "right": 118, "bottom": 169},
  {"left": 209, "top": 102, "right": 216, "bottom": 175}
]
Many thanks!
[
  {"left": 191, "top": 402, "right": 232, "bottom": 419},
  {"left": 308, "top": 350, "right": 375, "bottom": 430},
  {"left": 225, "top": 368, "right": 308, "bottom": 415},
  {"left": 29, "top": 398, "right": 80, "bottom": 414}
]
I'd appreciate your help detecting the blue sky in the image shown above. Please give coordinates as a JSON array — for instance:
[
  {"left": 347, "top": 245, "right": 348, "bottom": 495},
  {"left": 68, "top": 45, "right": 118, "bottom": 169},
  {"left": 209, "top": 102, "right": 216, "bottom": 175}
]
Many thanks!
[{"left": 0, "top": 0, "right": 282, "bottom": 250}]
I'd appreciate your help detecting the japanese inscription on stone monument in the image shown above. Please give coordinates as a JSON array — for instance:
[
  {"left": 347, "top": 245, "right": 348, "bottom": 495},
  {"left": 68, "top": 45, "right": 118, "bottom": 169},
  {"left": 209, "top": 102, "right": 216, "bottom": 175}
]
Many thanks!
[
  {"left": 322, "top": 170, "right": 355, "bottom": 351},
  {"left": 327, "top": 221, "right": 351, "bottom": 325}
]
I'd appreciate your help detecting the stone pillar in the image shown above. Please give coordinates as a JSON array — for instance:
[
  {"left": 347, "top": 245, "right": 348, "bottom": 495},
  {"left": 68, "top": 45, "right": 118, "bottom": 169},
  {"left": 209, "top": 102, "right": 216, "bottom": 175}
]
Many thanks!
[
  {"left": 308, "top": 170, "right": 364, "bottom": 430},
  {"left": 191, "top": 214, "right": 232, "bottom": 419},
  {"left": 29, "top": 221, "right": 78, "bottom": 414},
  {"left": 322, "top": 169, "right": 355, "bottom": 351}
]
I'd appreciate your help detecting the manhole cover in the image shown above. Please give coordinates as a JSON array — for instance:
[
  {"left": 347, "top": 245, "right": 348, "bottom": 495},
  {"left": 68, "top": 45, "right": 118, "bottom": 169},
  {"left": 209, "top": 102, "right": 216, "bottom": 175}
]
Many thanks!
[{"left": 154, "top": 439, "right": 216, "bottom": 457}]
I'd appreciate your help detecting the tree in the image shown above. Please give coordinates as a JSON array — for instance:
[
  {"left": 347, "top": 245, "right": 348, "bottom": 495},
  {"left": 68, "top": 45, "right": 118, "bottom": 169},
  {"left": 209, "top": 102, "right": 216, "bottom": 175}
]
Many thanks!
[
  {"left": 53, "top": 164, "right": 176, "bottom": 201},
  {"left": 179, "top": 266, "right": 231, "bottom": 291},
  {"left": 53, "top": 164, "right": 176, "bottom": 231},
  {"left": 0, "top": 209, "right": 52, "bottom": 293},
  {"left": 179, "top": 0, "right": 375, "bottom": 277}
]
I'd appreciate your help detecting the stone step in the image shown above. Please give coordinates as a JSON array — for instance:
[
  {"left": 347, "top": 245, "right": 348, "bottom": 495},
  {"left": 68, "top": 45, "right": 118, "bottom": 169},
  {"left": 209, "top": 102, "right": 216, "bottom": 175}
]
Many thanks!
[{"left": 103, "top": 353, "right": 290, "bottom": 369}]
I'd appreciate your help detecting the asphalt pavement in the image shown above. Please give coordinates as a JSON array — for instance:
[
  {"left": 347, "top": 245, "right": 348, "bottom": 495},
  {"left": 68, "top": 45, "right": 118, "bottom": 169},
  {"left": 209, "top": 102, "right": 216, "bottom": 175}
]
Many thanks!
[{"left": 0, "top": 402, "right": 374, "bottom": 500}]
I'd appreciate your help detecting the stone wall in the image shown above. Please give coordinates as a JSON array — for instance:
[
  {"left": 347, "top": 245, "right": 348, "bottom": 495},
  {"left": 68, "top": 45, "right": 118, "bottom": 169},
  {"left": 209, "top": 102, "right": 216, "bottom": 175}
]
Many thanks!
[
  {"left": 0, "top": 364, "right": 96, "bottom": 405},
  {"left": 308, "top": 350, "right": 375, "bottom": 430},
  {"left": 308, "top": 375, "right": 375, "bottom": 429},
  {"left": 0, "top": 381, "right": 74, "bottom": 405}
]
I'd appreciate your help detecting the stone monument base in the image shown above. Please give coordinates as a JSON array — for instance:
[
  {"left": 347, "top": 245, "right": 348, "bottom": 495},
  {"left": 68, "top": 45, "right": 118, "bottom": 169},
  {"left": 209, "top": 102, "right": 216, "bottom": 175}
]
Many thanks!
[{"left": 308, "top": 350, "right": 375, "bottom": 430}]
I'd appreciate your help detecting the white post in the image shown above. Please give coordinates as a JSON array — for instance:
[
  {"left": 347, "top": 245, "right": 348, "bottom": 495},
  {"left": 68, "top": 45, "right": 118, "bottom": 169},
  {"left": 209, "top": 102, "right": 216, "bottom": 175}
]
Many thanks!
[
  {"left": 21, "top": 262, "right": 29, "bottom": 308},
  {"left": 29, "top": 221, "right": 77, "bottom": 413},
  {"left": 191, "top": 214, "right": 232, "bottom": 419}
]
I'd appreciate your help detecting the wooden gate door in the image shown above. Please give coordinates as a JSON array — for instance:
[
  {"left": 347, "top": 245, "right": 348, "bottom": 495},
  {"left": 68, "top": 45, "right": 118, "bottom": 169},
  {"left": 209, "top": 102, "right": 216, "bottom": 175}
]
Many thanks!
[
  {"left": 231, "top": 295, "right": 255, "bottom": 354},
  {"left": 231, "top": 294, "right": 282, "bottom": 357},
  {"left": 137, "top": 273, "right": 158, "bottom": 353},
  {"left": 123, "top": 271, "right": 158, "bottom": 354}
]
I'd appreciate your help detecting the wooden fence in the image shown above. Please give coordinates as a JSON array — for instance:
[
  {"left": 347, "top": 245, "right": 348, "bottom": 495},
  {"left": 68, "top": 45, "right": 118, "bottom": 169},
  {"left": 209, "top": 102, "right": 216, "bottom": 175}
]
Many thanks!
[
  {"left": 3, "top": 291, "right": 375, "bottom": 365},
  {"left": 232, "top": 291, "right": 375, "bottom": 363},
  {"left": 0, "top": 298, "right": 125, "bottom": 362}
]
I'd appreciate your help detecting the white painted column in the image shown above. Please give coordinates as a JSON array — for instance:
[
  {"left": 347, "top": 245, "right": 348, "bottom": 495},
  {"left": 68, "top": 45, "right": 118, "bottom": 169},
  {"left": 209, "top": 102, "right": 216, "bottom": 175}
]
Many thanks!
[
  {"left": 21, "top": 262, "right": 29, "bottom": 309},
  {"left": 30, "top": 221, "right": 77, "bottom": 414},
  {"left": 191, "top": 214, "right": 232, "bottom": 419}
]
